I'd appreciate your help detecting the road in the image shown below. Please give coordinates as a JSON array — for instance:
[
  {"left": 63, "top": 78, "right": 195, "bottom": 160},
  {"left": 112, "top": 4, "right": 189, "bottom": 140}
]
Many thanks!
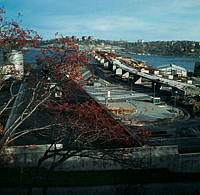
[{"left": 89, "top": 58, "right": 200, "bottom": 153}]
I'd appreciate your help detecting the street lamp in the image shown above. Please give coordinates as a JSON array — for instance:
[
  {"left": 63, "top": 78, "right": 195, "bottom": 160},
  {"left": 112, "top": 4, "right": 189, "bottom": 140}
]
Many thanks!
[
  {"left": 174, "top": 91, "right": 177, "bottom": 107},
  {"left": 174, "top": 91, "right": 178, "bottom": 113},
  {"left": 105, "top": 90, "right": 111, "bottom": 106},
  {"left": 129, "top": 76, "right": 133, "bottom": 91},
  {"left": 131, "top": 78, "right": 133, "bottom": 91},
  {"left": 105, "top": 97, "right": 107, "bottom": 106}
]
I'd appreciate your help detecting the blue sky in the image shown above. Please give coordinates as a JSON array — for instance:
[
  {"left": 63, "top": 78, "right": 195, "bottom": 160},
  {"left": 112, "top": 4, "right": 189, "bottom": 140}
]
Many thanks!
[{"left": 1, "top": 0, "right": 200, "bottom": 42}]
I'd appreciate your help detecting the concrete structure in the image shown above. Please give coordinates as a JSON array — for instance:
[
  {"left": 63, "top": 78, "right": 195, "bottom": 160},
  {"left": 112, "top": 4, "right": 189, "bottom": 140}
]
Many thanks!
[
  {"left": 167, "top": 75, "right": 174, "bottom": 80},
  {"left": 94, "top": 54, "right": 200, "bottom": 96},
  {"left": 0, "top": 50, "right": 24, "bottom": 80},
  {"left": 122, "top": 72, "right": 129, "bottom": 79},
  {"left": 115, "top": 68, "right": 122, "bottom": 76},
  {"left": 141, "top": 68, "right": 149, "bottom": 74},
  {"left": 103, "top": 62, "right": 109, "bottom": 68},
  {"left": 187, "top": 80, "right": 192, "bottom": 84},
  {"left": 154, "top": 70, "right": 160, "bottom": 75},
  {"left": 3, "top": 144, "right": 200, "bottom": 173},
  {"left": 100, "top": 58, "right": 105, "bottom": 64},
  {"left": 0, "top": 144, "right": 179, "bottom": 171},
  {"left": 158, "top": 64, "right": 187, "bottom": 76}
]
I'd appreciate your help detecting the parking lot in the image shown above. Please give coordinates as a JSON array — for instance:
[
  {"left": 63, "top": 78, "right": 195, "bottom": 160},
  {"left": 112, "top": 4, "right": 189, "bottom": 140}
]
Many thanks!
[{"left": 84, "top": 78, "right": 185, "bottom": 126}]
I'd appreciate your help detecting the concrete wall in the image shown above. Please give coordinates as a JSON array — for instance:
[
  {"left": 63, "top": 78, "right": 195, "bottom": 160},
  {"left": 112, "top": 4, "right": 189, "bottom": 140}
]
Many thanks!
[
  {"left": 112, "top": 65, "right": 117, "bottom": 71},
  {"left": 134, "top": 77, "right": 142, "bottom": 84},
  {"left": 100, "top": 58, "right": 105, "bottom": 64},
  {"left": 122, "top": 72, "right": 129, "bottom": 79},
  {"left": 115, "top": 68, "right": 122, "bottom": 76},
  {"left": 2, "top": 144, "right": 200, "bottom": 173},
  {"left": 103, "top": 62, "right": 109, "bottom": 68}
]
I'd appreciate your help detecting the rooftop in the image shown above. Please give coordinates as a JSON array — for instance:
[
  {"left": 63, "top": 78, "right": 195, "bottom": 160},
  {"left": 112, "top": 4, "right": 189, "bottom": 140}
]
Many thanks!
[{"left": 158, "top": 64, "right": 187, "bottom": 71}]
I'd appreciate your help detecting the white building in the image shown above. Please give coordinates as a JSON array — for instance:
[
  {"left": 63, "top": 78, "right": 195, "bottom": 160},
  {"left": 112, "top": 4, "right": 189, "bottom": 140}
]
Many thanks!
[
  {"left": 138, "top": 39, "right": 144, "bottom": 44},
  {"left": 0, "top": 50, "right": 24, "bottom": 80},
  {"left": 158, "top": 64, "right": 187, "bottom": 76}
]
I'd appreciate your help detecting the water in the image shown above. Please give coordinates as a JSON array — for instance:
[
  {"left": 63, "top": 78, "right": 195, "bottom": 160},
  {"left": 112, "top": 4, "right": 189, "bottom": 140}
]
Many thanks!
[
  {"left": 4, "top": 50, "right": 199, "bottom": 73},
  {"left": 24, "top": 50, "right": 43, "bottom": 67},
  {"left": 130, "top": 54, "right": 200, "bottom": 72}
]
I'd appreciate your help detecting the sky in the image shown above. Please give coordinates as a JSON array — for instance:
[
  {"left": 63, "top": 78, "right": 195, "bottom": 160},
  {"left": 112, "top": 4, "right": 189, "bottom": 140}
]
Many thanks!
[{"left": 1, "top": 0, "right": 200, "bottom": 42}]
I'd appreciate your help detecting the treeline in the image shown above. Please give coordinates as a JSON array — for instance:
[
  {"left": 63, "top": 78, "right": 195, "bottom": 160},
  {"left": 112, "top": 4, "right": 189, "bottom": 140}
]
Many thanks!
[
  {"left": 39, "top": 39, "right": 200, "bottom": 58},
  {"left": 124, "top": 41, "right": 200, "bottom": 58}
]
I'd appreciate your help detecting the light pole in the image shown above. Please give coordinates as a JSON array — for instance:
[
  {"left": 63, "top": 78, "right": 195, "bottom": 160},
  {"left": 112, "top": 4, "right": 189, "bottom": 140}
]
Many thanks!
[
  {"left": 130, "top": 76, "right": 133, "bottom": 91},
  {"left": 105, "top": 97, "right": 108, "bottom": 106},
  {"left": 174, "top": 91, "right": 178, "bottom": 115},
  {"left": 174, "top": 91, "right": 177, "bottom": 107},
  {"left": 131, "top": 78, "right": 133, "bottom": 91}
]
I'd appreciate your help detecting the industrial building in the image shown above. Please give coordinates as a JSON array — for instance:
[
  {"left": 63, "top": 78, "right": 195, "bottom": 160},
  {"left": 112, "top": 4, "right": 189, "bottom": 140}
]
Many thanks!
[
  {"left": 0, "top": 50, "right": 24, "bottom": 80},
  {"left": 158, "top": 64, "right": 187, "bottom": 77}
]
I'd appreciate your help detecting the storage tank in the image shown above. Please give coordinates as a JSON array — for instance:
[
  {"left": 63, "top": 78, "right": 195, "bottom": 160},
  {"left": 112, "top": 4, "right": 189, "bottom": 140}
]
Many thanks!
[{"left": 4, "top": 50, "right": 24, "bottom": 80}]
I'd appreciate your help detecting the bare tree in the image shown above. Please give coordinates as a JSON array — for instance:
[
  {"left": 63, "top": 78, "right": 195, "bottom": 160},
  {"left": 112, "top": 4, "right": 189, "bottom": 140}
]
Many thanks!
[{"left": 0, "top": 10, "right": 151, "bottom": 182}]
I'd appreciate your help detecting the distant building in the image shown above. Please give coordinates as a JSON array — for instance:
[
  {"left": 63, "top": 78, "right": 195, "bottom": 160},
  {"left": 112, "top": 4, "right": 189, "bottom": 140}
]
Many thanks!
[
  {"left": 171, "top": 41, "right": 177, "bottom": 46},
  {"left": 82, "top": 36, "right": 87, "bottom": 41},
  {"left": 0, "top": 50, "right": 24, "bottom": 80},
  {"left": 158, "top": 64, "right": 187, "bottom": 76},
  {"left": 114, "top": 41, "right": 128, "bottom": 44},
  {"left": 88, "top": 36, "right": 95, "bottom": 41},
  {"left": 65, "top": 36, "right": 72, "bottom": 40},
  {"left": 71, "top": 36, "right": 77, "bottom": 40},
  {"left": 138, "top": 39, "right": 144, "bottom": 44}
]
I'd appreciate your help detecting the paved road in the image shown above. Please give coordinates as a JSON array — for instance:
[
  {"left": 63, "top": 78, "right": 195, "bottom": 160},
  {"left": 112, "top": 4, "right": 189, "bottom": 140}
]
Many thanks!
[
  {"left": 108, "top": 56, "right": 200, "bottom": 95},
  {"left": 86, "top": 62, "right": 186, "bottom": 123},
  {"left": 89, "top": 59, "right": 200, "bottom": 153}
]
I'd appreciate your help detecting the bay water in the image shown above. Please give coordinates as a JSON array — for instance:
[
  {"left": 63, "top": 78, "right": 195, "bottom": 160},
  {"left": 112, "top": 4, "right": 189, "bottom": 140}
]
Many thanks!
[
  {"left": 22, "top": 51, "right": 200, "bottom": 73},
  {"left": 130, "top": 54, "right": 200, "bottom": 72}
]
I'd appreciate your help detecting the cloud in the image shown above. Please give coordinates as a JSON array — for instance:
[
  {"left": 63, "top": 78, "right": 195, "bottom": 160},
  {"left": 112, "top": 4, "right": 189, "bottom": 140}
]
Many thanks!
[
  {"left": 35, "top": 15, "right": 149, "bottom": 36},
  {"left": 34, "top": 12, "right": 200, "bottom": 41},
  {"left": 7, "top": 0, "right": 199, "bottom": 41}
]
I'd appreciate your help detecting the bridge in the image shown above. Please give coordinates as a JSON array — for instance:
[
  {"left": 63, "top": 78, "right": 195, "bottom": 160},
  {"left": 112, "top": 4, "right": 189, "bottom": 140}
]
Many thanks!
[{"left": 94, "top": 53, "right": 200, "bottom": 96}]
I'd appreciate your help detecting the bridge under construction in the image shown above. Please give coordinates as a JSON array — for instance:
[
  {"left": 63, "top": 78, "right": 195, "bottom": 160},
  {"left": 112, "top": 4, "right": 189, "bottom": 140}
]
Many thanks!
[{"left": 94, "top": 51, "right": 200, "bottom": 96}]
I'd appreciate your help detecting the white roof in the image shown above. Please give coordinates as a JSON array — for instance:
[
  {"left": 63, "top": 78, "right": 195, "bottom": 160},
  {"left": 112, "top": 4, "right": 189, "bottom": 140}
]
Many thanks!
[{"left": 158, "top": 64, "right": 187, "bottom": 71}]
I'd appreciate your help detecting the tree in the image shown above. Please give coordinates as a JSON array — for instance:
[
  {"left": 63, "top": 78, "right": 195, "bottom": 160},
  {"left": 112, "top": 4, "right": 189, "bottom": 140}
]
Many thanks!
[
  {"left": 0, "top": 8, "right": 44, "bottom": 148},
  {"left": 0, "top": 9, "right": 152, "bottom": 183}
]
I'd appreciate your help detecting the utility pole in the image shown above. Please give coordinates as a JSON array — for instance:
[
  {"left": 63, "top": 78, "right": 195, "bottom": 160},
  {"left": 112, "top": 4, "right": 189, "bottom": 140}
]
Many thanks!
[
  {"left": 131, "top": 79, "right": 133, "bottom": 91},
  {"left": 153, "top": 83, "right": 156, "bottom": 102},
  {"left": 174, "top": 91, "right": 178, "bottom": 116},
  {"left": 130, "top": 76, "right": 133, "bottom": 91}
]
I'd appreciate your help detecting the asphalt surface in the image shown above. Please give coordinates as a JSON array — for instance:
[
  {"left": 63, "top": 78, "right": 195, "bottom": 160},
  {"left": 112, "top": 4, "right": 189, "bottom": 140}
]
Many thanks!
[
  {"left": 86, "top": 60, "right": 187, "bottom": 125},
  {"left": 87, "top": 59, "right": 200, "bottom": 153}
]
